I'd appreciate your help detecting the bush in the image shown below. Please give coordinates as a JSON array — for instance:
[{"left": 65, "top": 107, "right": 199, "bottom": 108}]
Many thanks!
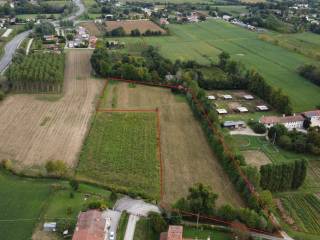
[
  {"left": 0, "top": 90, "right": 4, "bottom": 101},
  {"left": 248, "top": 120, "right": 266, "bottom": 134},
  {"left": 69, "top": 179, "right": 79, "bottom": 191},
  {"left": 45, "top": 160, "right": 67, "bottom": 177},
  {"left": 87, "top": 200, "right": 107, "bottom": 210},
  {"left": 149, "top": 212, "right": 167, "bottom": 234}
]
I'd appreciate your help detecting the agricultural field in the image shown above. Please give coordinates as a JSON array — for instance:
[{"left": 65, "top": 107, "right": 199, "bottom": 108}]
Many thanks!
[
  {"left": 77, "top": 111, "right": 160, "bottom": 199},
  {"left": 0, "top": 50, "right": 103, "bottom": 173},
  {"left": 280, "top": 193, "right": 320, "bottom": 235},
  {"left": 259, "top": 32, "right": 320, "bottom": 60},
  {"left": 114, "top": 19, "right": 320, "bottom": 112},
  {"left": 80, "top": 21, "right": 103, "bottom": 36},
  {"left": 215, "top": 5, "right": 249, "bottom": 16},
  {"left": 105, "top": 20, "right": 166, "bottom": 35},
  {"left": 97, "top": 81, "right": 244, "bottom": 207}
]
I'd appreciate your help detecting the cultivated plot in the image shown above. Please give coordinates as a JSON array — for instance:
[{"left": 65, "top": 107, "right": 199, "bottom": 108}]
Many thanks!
[
  {"left": 99, "top": 82, "right": 244, "bottom": 207},
  {"left": 105, "top": 20, "right": 166, "bottom": 35},
  {"left": 0, "top": 50, "right": 103, "bottom": 171}
]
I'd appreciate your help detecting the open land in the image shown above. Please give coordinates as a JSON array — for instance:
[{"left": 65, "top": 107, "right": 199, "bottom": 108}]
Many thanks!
[
  {"left": 80, "top": 21, "right": 103, "bottom": 36},
  {"left": 77, "top": 111, "right": 160, "bottom": 199},
  {"left": 0, "top": 50, "right": 103, "bottom": 172},
  {"left": 96, "top": 81, "right": 244, "bottom": 207},
  {"left": 105, "top": 20, "right": 166, "bottom": 34},
  {"left": 111, "top": 19, "right": 320, "bottom": 112}
]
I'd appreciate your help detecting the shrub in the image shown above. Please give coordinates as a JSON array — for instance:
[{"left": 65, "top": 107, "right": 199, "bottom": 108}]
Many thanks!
[
  {"left": 45, "top": 160, "right": 67, "bottom": 177},
  {"left": 69, "top": 179, "right": 79, "bottom": 191},
  {"left": 248, "top": 120, "right": 266, "bottom": 134}
]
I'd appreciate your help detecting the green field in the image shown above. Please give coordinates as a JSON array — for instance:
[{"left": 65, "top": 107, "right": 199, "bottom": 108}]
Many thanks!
[
  {"left": 77, "top": 112, "right": 160, "bottom": 199},
  {"left": 113, "top": 19, "right": 320, "bottom": 112},
  {"left": 280, "top": 193, "right": 320, "bottom": 235},
  {"left": 0, "top": 172, "right": 53, "bottom": 240},
  {"left": 215, "top": 5, "right": 249, "bottom": 16}
]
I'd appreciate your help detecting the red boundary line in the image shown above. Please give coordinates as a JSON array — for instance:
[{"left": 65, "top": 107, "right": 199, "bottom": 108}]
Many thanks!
[{"left": 96, "top": 77, "right": 281, "bottom": 236}]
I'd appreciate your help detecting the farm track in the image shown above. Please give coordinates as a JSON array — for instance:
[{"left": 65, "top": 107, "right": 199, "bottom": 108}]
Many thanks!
[{"left": 0, "top": 50, "right": 103, "bottom": 170}]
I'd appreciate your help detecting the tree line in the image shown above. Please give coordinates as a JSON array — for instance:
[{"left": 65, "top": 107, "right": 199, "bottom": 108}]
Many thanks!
[
  {"left": 6, "top": 52, "right": 65, "bottom": 93},
  {"left": 260, "top": 159, "right": 307, "bottom": 192},
  {"left": 298, "top": 64, "right": 320, "bottom": 87},
  {"left": 104, "top": 26, "right": 163, "bottom": 37}
]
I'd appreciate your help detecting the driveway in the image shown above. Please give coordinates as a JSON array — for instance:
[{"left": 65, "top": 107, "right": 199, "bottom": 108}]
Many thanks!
[{"left": 102, "top": 209, "right": 121, "bottom": 240}]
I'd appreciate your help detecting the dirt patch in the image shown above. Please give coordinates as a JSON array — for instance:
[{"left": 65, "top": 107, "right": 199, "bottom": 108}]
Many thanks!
[
  {"left": 105, "top": 20, "right": 166, "bottom": 34},
  {"left": 228, "top": 101, "right": 241, "bottom": 110},
  {"left": 242, "top": 150, "right": 271, "bottom": 168},
  {"left": 32, "top": 227, "right": 59, "bottom": 240},
  {"left": 275, "top": 199, "right": 299, "bottom": 231},
  {"left": 0, "top": 50, "right": 103, "bottom": 170},
  {"left": 101, "top": 82, "right": 244, "bottom": 207},
  {"left": 80, "top": 21, "right": 102, "bottom": 36}
]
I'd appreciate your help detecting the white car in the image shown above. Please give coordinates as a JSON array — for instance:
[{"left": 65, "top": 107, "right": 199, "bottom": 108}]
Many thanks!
[{"left": 109, "top": 231, "right": 115, "bottom": 240}]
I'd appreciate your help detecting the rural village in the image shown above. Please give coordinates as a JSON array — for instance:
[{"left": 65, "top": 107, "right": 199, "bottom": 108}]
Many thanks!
[{"left": 0, "top": 0, "right": 320, "bottom": 240}]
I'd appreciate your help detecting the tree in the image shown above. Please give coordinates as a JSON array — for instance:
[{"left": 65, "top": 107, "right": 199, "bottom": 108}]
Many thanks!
[
  {"left": 109, "top": 191, "right": 117, "bottom": 202},
  {"left": 303, "top": 118, "right": 311, "bottom": 129},
  {"left": 218, "top": 51, "right": 230, "bottom": 69},
  {"left": 69, "top": 179, "right": 79, "bottom": 191},
  {"left": 278, "top": 135, "right": 292, "bottom": 150},
  {"left": 259, "top": 190, "right": 274, "bottom": 210},
  {"left": 149, "top": 212, "right": 167, "bottom": 234},
  {"left": 230, "top": 220, "right": 250, "bottom": 240},
  {"left": 268, "top": 124, "right": 287, "bottom": 143},
  {"left": 34, "top": 21, "right": 55, "bottom": 36},
  {"left": 45, "top": 160, "right": 67, "bottom": 177}
]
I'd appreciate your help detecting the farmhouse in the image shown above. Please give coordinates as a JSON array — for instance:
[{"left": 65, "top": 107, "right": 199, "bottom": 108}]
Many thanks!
[
  {"left": 217, "top": 108, "right": 228, "bottom": 114},
  {"left": 72, "top": 210, "right": 107, "bottom": 240},
  {"left": 207, "top": 95, "right": 215, "bottom": 100},
  {"left": 236, "top": 107, "right": 249, "bottom": 113},
  {"left": 256, "top": 105, "right": 269, "bottom": 111},
  {"left": 222, "top": 94, "right": 232, "bottom": 100},
  {"left": 260, "top": 114, "right": 304, "bottom": 130},
  {"left": 243, "top": 95, "right": 254, "bottom": 100},
  {"left": 223, "top": 121, "right": 245, "bottom": 129},
  {"left": 302, "top": 110, "right": 320, "bottom": 127}
]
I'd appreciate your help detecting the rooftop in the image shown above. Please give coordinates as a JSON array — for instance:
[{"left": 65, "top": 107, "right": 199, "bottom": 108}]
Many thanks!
[
  {"left": 303, "top": 110, "right": 320, "bottom": 118},
  {"left": 260, "top": 115, "right": 304, "bottom": 124}
]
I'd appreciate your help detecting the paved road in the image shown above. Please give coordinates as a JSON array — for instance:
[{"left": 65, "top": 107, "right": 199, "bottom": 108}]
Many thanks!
[
  {"left": 114, "top": 197, "right": 160, "bottom": 240},
  {"left": 0, "top": 30, "right": 32, "bottom": 73},
  {"left": 103, "top": 209, "right": 121, "bottom": 240},
  {"left": 68, "top": 0, "right": 85, "bottom": 22}
]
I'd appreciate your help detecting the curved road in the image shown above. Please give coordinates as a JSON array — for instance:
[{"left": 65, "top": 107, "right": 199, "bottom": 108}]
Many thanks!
[{"left": 0, "top": 0, "right": 85, "bottom": 73}]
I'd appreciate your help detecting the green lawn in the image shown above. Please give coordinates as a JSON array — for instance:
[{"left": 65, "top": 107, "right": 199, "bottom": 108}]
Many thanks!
[
  {"left": 116, "top": 212, "right": 130, "bottom": 240},
  {"left": 215, "top": 5, "right": 249, "bottom": 16},
  {"left": 183, "top": 226, "right": 232, "bottom": 240},
  {"left": 112, "top": 19, "right": 320, "bottom": 112},
  {"left": 0, "top": 172, "right": 53, "bottom": 240},
  {"left": 77, "top": 112, "right": 160, "bottom": 199},
  {"left": 133, "top": 218, "right": 160, "bottom": 240}
]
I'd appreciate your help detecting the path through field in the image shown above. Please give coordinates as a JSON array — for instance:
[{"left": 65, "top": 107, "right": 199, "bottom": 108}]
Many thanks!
[
  {"left": 0, "top": 50, "right": 103, "bottom": 170},
  {"left": 101, "top": 82, "right": 244, "bottom": 207}
]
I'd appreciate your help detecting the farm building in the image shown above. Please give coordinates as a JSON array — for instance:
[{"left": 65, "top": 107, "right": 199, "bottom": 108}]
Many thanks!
[
  {"left": 43, "top": 222, "right": 56, "bottom": 232},
  {"left": 256, "top": 105, "right": 269, "bottom": 111},
  {"left": 222, "top": 94, "right": 232, "bottom": 100},
  {"left": 207, "top": 95, "right": 215, "bottom": 100},
  {"left": 160, "top": 225, "right": 183, "bottom": 240},
  {"left": 302, "top": 110, "right": 320, "bottom": 127},
  {"left": 223, "top": 121, "right": 245, "bottom": 129},
  {"left": 260, "top": 114, "right": 304, "bottom": 130},
  {"left": 243, "top": 95, "right": 254, "bottom": 100},
  {"left": 72, "top": 210, "right": 107, "bottom": 240},
  {"left": 236, "top": 107, "right": 249, "bottom": 113},
  {"left": 217, "top": 108, "right": 228, "bottom": 114}
]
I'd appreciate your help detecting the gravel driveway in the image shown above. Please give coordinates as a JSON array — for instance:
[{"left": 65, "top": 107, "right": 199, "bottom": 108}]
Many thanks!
[{"left": 102, "top": 209, "right": 121, "bottom": 240}]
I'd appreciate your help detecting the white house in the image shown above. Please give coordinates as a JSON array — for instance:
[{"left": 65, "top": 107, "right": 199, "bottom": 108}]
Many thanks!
[
  {"left": 302, "top": 110, "right": 320, "bottom": 127},
  {"left": 236, "top": 107, "right": 248, "bottom": 113},
  {"left": 207, "top": 95, "right": 215, "bottom": 100},
  {"left": 256, "top": 105, "right": 269, "bottom": 111},
  {"left": 217, "top": 108, "right": 228, "bottom": 114},
  {"left": 260, "top": 114, "right": 304, "bottom": 130},
  {"left": 222, "top": 94, "right": 232, "bottom": 100},
  {"left": 243, "top": 95, "right": 254, "bottom": 100}
]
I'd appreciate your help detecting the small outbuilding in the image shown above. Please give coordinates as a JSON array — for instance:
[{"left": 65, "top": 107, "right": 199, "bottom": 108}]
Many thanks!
[
  {"left": 223, "top": 121, "right": 245, "bottom": 129},
  {"left": 236, "top": 107, "right": 249, "bottom": 113},
  {"left": 256, "top": 105, "right": 269, "bottom": 111},
  {"left": 207, "top": 95, "right": 215, "bottom": 100},
  {"left": 43, "top": 222, "right": 57, "bottom": 232},
  {"left": 217, "top": 108, "right": 228, "bottom": 114},
  {"left": 243, "top": 95, "right": 254, "bottom": 100},
  {"left": 222, "top": 94, "right": 232, "bottom": 100}
]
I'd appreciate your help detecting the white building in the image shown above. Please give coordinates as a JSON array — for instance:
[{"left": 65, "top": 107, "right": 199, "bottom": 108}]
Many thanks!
[
  {"left": 222, "top": 94, "right": 232, "bottom": 100},
  {"left": 217, "top": 108, "right": 228, "bottom": 114},
  {"left": 260, "top": 114, "right": 304, "bottom": 130},
  {"left": 302, "top": 110, "right": 320, "bottom": 127}
]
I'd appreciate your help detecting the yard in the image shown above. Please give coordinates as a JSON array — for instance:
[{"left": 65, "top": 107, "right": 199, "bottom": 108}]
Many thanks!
[
  {"left": 97, "top": 81, "right": 244, "bottom": 207},
  {"left": 111, "top": 19, "right": 320, "bottom": 112},
  {"left": 76, "top": 111, "right": 160, "bottom": 200}
]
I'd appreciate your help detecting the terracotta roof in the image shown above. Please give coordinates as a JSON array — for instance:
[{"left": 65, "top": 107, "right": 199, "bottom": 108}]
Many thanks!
[
  {"left": 72, "top": 210, "right": 106, "bottom": 240},
  {"left": 167, "top": 225, "right": 183, "bottom": 240},
  {"left": 260, "top": 116, "right": 279, "bottom": 124},
  {"left": 303, "top": 110, "right": 320, "bottom": 118}
]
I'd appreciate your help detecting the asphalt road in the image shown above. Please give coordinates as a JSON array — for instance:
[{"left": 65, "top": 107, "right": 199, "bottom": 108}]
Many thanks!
[
  {"left": 0, "top": 30, "right": 32, "bottom": 73},
  {"left": 0, "top": 0, "right": 85, "bottom": 73},
  {"left": 103, "top": 209, "right": 121, "bottom": 240}
]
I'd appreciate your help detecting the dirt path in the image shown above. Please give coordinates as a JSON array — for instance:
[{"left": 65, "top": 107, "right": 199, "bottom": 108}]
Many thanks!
[
  {"left": 0, "top": 50, "right": 103, "bottom": 171},
  {"left": 102, "top": 82, "right": 244, "bottom": 207}
]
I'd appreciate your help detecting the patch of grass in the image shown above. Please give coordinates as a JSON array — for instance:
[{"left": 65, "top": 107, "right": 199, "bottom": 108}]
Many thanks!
[
  {"left": 183, "top": 226, "right": 232, "bottom": 240},
  {"left": 116, "top": 211, "right": 130, "bottom": 240},
  {"left": 77, "top": 112, "right": 160, "bottom": 199},
  {"left": 133, "top": 218, "right": 158, "bottom": 240},
  {"left": 0, "top": 171, "right": 53, "bottom": 240}
]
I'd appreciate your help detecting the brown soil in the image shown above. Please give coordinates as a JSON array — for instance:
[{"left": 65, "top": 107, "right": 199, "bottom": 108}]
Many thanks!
[
  {"left": 275, "top": 198, "right": 299, "bottom": 231},
  {"left": 242, "top": 150, "right": 271, "bottom": 168},
  {"left": 105, "top": 20, "right": 166, "bottom": 34},
  {"left": 0, "top": 50, "right": 103, "bottom": 170},
  {"left": 101, "top": 82, "right": 244, "bottom": 207},
  {"left": 80, "top": 22, "right": 102, "bottom": 36}
]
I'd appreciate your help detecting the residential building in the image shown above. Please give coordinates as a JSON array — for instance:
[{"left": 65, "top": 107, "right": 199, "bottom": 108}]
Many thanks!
[
  {"left": 260, "top": 114, "right": 304, "bottom": 130},
  {"left": 72, "top": 210, "right": 107, "bottom": 240},
  {"left": 302, "top": 110, "right": 320, "bottom": 127}
]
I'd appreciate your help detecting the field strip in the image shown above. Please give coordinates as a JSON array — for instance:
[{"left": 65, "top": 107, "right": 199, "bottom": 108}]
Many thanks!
[{"left": 97, "top": 109, "right": 157, "bottom": 112}]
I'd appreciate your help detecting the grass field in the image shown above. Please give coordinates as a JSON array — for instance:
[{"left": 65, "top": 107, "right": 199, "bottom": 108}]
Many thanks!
[
  {"left": 99, "top": 82, "right": 243, "bottom": 207},
  {"left": 0, "top": 172, "right": 53, "bottom": 240},
  {"left": 183, "top": 226, "right": 232, "bottom": 239},
  {"left": 77, "top": 111, "right": 160, "bottom": 199},
  {"left": 215, "top": 5, "right": 249, "bottom": 16},
  {"left": 113, "top": 19, "right": 320, "bottom": 112}
]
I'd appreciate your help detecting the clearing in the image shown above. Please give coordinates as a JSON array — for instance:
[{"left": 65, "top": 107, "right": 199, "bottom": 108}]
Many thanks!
[
  {"left": 105, "top": 20, "right": 166, "bottom": 35},
  {"left": 77, "top": 111, "right": 160, "bottom": 199},
  {"left": 242, "top": 150, "right": 271, "bottom": 168},
  {"left": 97, "top": 81, "right": 243, "bottom": 207},
  {"left": 0, "top": 50, "right": 103, "bottom": 172},
  {"left": 80, "top": 21, "right": 103, "bottom": 36},
  {"left": 113, "top": 19, "right": 320, "bottom": 112}
]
